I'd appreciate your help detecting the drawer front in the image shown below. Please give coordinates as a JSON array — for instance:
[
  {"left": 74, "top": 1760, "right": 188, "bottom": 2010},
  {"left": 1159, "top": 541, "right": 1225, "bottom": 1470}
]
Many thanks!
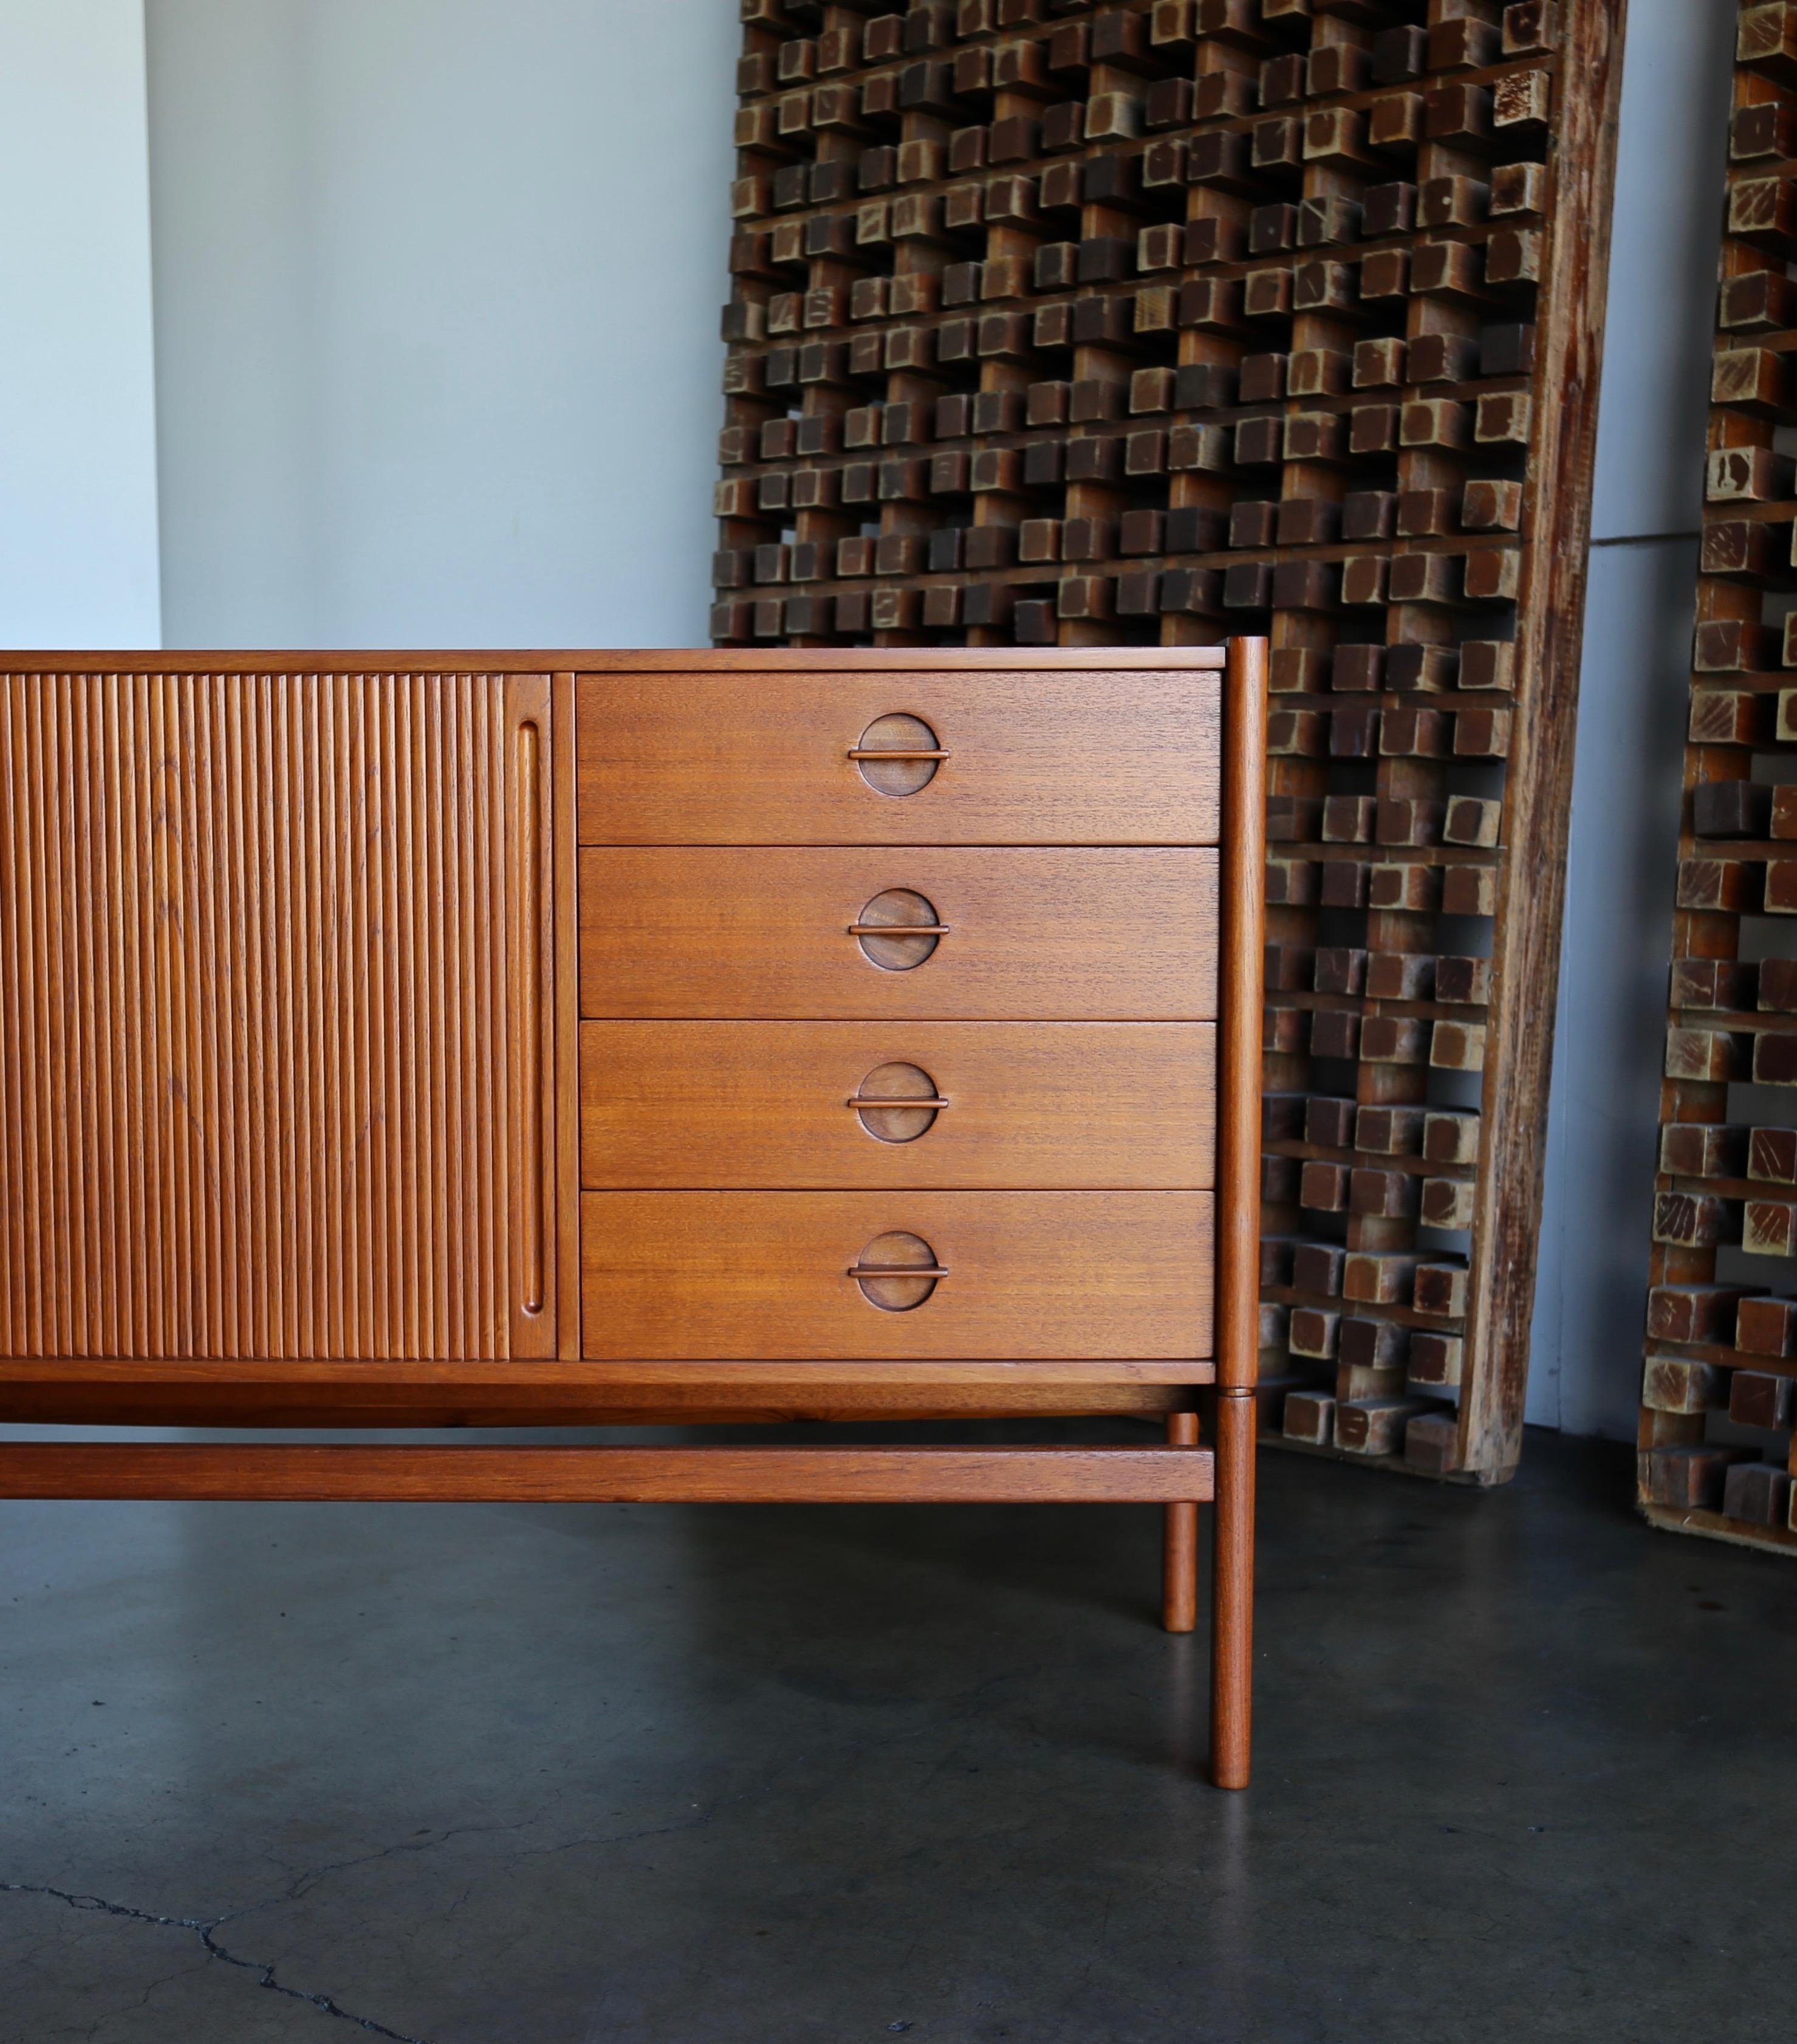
[
  {"left": 575, "top": 670, "right": 1221, "bottom": 845},
  {"left": 579, "top": 1192, "right": 1213, "bottom": 1360},
  {"left": 580, "top": 1022, "right": 1214, "bottom": 1189},
  {"left": 578, "top": 848, "right": 1217, "bottom": 1020}
]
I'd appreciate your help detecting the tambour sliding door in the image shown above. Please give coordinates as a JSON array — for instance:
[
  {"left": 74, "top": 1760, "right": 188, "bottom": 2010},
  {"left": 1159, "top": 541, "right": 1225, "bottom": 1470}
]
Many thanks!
[{"left": 0, "top": 668, "right": 567, "bottom": 1363}]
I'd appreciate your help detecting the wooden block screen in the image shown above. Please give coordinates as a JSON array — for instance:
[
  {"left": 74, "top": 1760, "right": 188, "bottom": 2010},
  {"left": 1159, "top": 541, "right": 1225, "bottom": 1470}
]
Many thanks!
[
  {"left": 1640, "top": 0, "right": 1797, "bottom": 1552},
  {"left": 713, "top": 0, "right": 1621, "bottom": 1481}
]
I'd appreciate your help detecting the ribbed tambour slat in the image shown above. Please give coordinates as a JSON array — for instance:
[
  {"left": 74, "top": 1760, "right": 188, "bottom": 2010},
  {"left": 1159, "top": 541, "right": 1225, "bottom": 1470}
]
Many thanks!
[{"left": 0, "top": 673, "right": 518, "bottom": 1359}]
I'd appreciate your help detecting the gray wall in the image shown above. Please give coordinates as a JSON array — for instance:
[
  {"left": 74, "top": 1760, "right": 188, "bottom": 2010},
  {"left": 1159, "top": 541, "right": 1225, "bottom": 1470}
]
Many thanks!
[
  {"left": 145, "top": 0, "right": 736, "bottom": 648},
  {"left": 0, "top": 0, "right": 160, "bottom": 646},
  {"left": 1525, "top": 0, "right": 1736, "bottom": 1435}
]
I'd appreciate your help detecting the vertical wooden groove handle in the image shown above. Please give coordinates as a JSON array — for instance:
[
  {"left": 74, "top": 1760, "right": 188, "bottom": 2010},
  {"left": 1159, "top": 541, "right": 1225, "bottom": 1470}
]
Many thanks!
[
  {"left": 505, "top": 675, "right": 556, "bottom": 1357},
  {"left": 518, "top": 716, "right": 544, "bottom": 1314}
]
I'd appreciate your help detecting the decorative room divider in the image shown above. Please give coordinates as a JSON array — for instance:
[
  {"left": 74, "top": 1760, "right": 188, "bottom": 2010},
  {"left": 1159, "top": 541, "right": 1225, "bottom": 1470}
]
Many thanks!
[
  {"left": 713, "top": 0, "right": 1623, "bottom": 1483},
  {"left": 1640, "top": 0, "right": 1797, "bottom": 1554}
]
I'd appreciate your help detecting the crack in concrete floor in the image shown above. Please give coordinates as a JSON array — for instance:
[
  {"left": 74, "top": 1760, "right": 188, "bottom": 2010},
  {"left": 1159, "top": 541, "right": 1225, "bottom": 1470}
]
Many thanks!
[
  {"left": 0, "top": 1693, "right": 1006, "bottom": 2044},
  {"left": 1, "top": 1881, "right": 433, "bottom": 2043},
  {"left": 15, "top": 1435, "right": 1768, "bottom": 2042}
]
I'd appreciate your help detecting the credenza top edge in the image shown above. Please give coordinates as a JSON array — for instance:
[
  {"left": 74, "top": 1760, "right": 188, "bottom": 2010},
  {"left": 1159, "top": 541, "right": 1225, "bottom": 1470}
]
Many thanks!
[{"left": 0, "top": 647, "right": 1231, "bottom": 675}]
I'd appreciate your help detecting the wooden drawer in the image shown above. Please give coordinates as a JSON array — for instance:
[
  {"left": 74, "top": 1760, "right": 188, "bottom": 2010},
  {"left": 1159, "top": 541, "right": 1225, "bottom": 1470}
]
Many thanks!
[
  {"left": 580, "top": 1022, "right": 1214, "bottom": 1189},
  {"left": 579, "top": 1192, "right": 1213, "bottom": 1360},
  {"left": 575, "top": 668, "right": 1220, "bottom": 845},
  {"left": 578, "top": 848, "right": 1217, "bottom": 1020}
]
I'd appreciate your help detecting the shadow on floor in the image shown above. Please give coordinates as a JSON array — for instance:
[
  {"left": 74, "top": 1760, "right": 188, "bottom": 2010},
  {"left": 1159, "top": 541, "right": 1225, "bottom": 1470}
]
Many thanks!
[{"left": 0, "top": 1423, "right": 1788, "bottom": 2044}]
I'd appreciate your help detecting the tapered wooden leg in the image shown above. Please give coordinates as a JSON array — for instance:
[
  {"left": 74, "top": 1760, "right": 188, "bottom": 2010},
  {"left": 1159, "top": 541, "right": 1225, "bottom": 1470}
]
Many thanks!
[
  {"left": 1210, "top": 1388, "right": 1256, "bottom": 1789},
  {"left": 1162, "top": 1410, "right": 1200, "bottom": 1632}
]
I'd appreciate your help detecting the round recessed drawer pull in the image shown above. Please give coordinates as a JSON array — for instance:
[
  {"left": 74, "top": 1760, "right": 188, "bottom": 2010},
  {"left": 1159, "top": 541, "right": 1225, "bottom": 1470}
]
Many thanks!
[
  {"left": 847, "top": 1060, "right": 945, "bottom": 1143},
  {"left": 851, "top": 714, "right": 943, "bottom": 797},
  {"left": 850, "top": 888, "right": 943, "bottom": 971},
  {"left": 848, "top": 1230, "right": 943, "bottom": 1311}
]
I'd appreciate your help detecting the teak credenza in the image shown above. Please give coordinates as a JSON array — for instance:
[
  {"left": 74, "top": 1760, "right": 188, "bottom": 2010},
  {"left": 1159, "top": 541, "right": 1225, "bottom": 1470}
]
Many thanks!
[{"left": 0, "top": 643, "right": 1265, "bottom": 1785}]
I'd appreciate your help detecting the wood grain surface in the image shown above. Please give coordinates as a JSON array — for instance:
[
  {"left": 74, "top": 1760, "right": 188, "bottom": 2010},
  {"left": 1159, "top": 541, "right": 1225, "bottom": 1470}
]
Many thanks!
[
  {"left": 0, "top": 1356, "right": 1214, "bottom": 1388},
  {"left": 1458, "top": 0, "right": 1629, "bottom": 1482},
  {"left": 0, "top": 1358, "right": 1211, "bottom": 1429},
  {"left": 0, "top": 669, "right": 564, "bottom": 1362},
  {"left": 0, "top": 1442, "right": 1216, "bottom": 1503},
  {"left": 580, "top": 1190, "right": 1213, "bottom": 1360},
  {"left": 504, "top": 673, "right": 560, "bottom": 1358},
  {"left": 0, "top": 1395, "right": 1200, "bottom": 1427},
  {"left": 578, "top": 847, "right": 1217, "bottom": 1020},
  {"left": 579, "top": 1021, "right": 1214, "bottom": 1189},
  {"left": 1216, "top": 639, "right": 1267, "bottom": 1391},
  {"left": 575, "top": 668, "right": 1220, "bottom": 845},
  {"left": 0, "top": 1359, "right": 1213, "bottom": 1431},
  {"left": 0, "top": 650, "right": 1228, "bottom": 675},
  {"left": 1211, "top": 1387, "right": 1258, "bottom": 1789},
  {"left": 550, "top": 673, "right": 583, "bottom": 1357}
]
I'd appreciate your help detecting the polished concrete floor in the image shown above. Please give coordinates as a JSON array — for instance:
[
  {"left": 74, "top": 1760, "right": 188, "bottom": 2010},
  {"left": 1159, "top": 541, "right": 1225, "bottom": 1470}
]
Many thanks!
[{"left": 1, "top": 1422, "right": 1792, "bottom": 2044}]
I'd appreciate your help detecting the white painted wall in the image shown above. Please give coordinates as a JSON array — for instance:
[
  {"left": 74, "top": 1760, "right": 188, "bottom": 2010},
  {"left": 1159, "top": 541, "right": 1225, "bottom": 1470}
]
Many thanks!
[
  {"left": 0, "top": 0, "right": 160, "bottom": 647},
  {"left": 145, "top": 0, "right": 736, "bottom": 649},
  {"left": 1526, "top": 0, "right": 1737, "bottom": 1435}
]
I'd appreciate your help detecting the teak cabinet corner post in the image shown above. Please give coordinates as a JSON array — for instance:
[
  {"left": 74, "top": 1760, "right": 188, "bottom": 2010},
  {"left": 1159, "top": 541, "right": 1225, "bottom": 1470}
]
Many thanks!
[
  {"left": 0, "top": 643, "right": 1265, "bottom": 1786},
  {"left": 1213, "top": 632, "right": 1268, "bottom": 1791}
]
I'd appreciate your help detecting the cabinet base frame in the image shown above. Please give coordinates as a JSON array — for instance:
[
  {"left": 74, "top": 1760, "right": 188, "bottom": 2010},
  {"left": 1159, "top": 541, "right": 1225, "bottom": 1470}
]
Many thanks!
[{"left": 0, "top": 1440, "right": 1212, "bottom": 1504}]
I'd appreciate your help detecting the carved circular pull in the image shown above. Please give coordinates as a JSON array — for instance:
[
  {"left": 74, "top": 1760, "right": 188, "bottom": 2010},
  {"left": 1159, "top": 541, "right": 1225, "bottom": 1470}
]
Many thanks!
[
  {"left": 849, "top": 1230, "right": 944, "bottom": 1312},
  {"left": 850, "top": 888, "right": 943, "bottom": 971},
  {"left": 849, "top": 713, "right": 945, "bottom": 797},
  {"left": 849, "top": 1061, "right": 945, "bottom": 1144}
]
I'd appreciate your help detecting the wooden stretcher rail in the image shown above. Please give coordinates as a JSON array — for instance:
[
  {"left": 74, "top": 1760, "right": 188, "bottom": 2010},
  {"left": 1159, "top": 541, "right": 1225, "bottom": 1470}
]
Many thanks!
[
  {"left": 0, "top": 1359, "right": 1218, "bottom": 1385},
  {"left": 0, "top": 1444, "right": 1216, "bottom": 1506}
]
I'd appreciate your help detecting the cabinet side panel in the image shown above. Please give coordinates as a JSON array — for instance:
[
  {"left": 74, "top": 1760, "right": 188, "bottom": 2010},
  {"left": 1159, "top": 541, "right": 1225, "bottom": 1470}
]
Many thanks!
[{"left": 0, "top": 670, "right": 522, "bottom": 1360}]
